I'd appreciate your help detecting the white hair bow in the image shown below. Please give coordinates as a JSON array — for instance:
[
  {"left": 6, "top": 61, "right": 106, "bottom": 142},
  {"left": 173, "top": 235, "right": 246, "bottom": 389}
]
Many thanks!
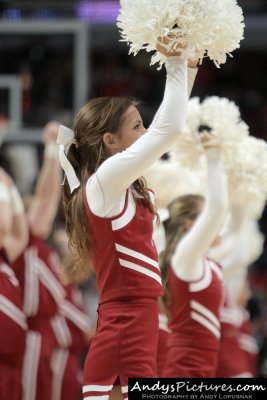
[{"left": 57, "top": 125, "right": 80, "bottom": 193}]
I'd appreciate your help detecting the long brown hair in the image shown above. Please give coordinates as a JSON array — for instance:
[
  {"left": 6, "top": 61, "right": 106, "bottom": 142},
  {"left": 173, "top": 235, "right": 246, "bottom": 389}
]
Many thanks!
[
  {"left": 62, "top": 96, "right": 157, "bottom": 276},
  {"left": 160, "top": 194, "right": 204, "bottom": 308}
]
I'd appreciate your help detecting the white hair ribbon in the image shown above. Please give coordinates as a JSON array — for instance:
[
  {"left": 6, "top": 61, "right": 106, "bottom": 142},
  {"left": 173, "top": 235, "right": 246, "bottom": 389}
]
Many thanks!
[{"left": 57, "top": 125, "right": 80, "bottom": 193}]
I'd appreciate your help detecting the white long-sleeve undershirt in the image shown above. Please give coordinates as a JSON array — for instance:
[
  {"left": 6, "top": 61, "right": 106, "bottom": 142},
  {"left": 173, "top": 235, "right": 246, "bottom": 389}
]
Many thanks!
[
  {"left": 150, "top": 66, "right": 197, "bottom": 133},
  {"left": 86, "top": 57, "right": 188, "bottom": 218},
  {"left": 171, "top": 149, "right": 228, "bottom": 282},
  {"left": 207, "top": 205, "right": 253, "bottom": 285},
  {"left": 187, "top": 67, "right": 197, "bottom": 98}
]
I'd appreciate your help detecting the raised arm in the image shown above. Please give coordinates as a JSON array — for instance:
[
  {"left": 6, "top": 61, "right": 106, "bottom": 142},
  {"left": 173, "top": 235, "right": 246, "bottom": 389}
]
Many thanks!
[
  {"left": 152, "top": 60, "right": 198, "bottom": 126},
  {"left": 88, "top": 56, "right": 188, "bottom": 217},
  {"left": 172, "top": 134, "right": 228, "bottom": 281},
  {"left": 208, "top": 204, "right": 248, "bottom": 264},
  {"left": 28, "top": 121, "right": 62, "bottom": 238}
]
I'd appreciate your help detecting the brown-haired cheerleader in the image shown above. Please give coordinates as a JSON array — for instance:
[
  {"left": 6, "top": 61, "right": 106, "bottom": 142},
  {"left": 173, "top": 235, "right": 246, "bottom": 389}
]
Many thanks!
[
  {"left": 161, "top": 133, "right": 228, "bottom": 378},
  {"left": 57, "top": 44, "right": 196, "bottom": 398}
]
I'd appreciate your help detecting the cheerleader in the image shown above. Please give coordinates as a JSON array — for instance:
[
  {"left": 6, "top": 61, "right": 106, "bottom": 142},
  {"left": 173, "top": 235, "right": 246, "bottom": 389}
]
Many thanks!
[
  {"left": 161, "top": 133, "right": 228, "bottom": 377},
  {"left": 0, "top": 168, "right": 28, "bottom": 400},
  {"left": 208, "top": 210, "right": 260, "bottom": 378},
  {"left": 12, "top": 122, "right": 65, "bottom": 400},
  {"left": 58, "top": 41, "right": 194, "bottom": 398}
]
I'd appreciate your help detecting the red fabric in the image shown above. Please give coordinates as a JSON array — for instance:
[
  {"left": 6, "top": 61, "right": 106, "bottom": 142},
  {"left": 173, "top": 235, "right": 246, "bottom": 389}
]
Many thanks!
[
  {"left": 239, "top": 317, "right": 258, "bottom": 377},
  {"left": 0, "top": 257, "right": 26, "bottom": 400},
  {"left": 52, "top": 285, "right": 88, "bottom": 399},
  {"left": 83, "top": 189, "right": 163, "bottom": 305},
  {"left": 12, "top": 235, "right": 65, "bottom": 400},
  {"left": 0, "top": 265, "right": 26, "bottom": 359},
  {"left": 216, "top": 305, "right": 258, "bottom": 378},
  {"left": 216, "top": 323, "right": 249, "bottom": 377},
  {"left": 35, "top": 350, "right": 53, "bottom": 400},
  {"left": 164, "top": 258, "right": 224, "bottom": 377},
  {"left": 0, "top": 361, "right": 24, "bottom": 400},
  {"left": 168, "top": 258, "right": 223, "bottom": 351},
  {"left": 60, "top": 353, "right": 82, "bottom": 400},
  {"left": 12, "top": 235, "right": 63, "bottom": 355},
  {"left": 163, "top": 345, "right": 219, "bottom": 378},
  {"left": 157, "top": 328, "right": 171, "bottom": 377},
  {"left": 83, "top": 298, "right": 159, "bottom": 390},
  {"left": 64, "top": 284, "right": 88, "bottom": 355}
]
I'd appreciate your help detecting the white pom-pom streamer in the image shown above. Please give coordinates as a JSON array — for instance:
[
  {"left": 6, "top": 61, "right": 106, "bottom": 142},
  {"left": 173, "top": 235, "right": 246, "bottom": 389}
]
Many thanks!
[
  {"left": 117, "top": 0, "right": 245, "bottom": 69},
  {"left": 201, "top": 96, "right": 249, "bottom": 142},
  {"left": 144, "top": 159, "right": 202, "bottom": 208},
  {"left": 172, "top": 96, "right": 267, "bottom": 218},
  {"left": 226, "top": 136, "right": 267, "bottom": 219}
]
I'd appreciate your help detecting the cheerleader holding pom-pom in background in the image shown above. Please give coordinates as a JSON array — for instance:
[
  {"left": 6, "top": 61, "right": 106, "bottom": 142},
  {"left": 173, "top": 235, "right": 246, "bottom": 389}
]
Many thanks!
[
  {"left": 160, "top": 132, "right": 228, "bottom": 378},
  {"left": 163, "top": 94, "right": 267, "bottom": 378},
  {"left": 12, "top": 121, "right": 67, "bottom": 400},
  {"left": 171, "top": 96, "right": 267, "bottom": 220},
  {"left": 0, "top": 169, "right": 28, "bottom": 400},
  {"left": 208, "top": 206, "right": 263, "bottom": 378}
]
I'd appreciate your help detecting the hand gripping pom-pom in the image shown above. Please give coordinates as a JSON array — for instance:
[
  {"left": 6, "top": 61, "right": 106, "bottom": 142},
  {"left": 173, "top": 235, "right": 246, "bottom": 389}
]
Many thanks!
[
  {"left": 172, "top": 96, "right": 267, "bottom": 219},
  {"left": 117, "top": 0, "right": 245, "bottom": 69}
]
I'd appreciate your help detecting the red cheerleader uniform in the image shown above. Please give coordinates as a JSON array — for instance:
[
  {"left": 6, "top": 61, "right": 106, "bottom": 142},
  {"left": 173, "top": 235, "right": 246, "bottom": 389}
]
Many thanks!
[
  {"left": 164, "top": 258, "right": 224, "bottom": 378},
  {"left": 12, "top": 235, "right": 65, "bottom": 400},
  {"left": 0, "top": 248, "right": 27, "bottom": 400},
  {"left": 82, "top": 188, "right": 162, "bottom": 399}
]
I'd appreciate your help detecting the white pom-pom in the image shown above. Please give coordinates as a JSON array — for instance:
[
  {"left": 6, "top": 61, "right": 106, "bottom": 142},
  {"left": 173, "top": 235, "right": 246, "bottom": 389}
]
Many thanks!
[
  {"left": 171, "top": 97, "right": 204, "bottom": 169},
  {"left": 201, "top": 96, "right": 249, "bottom": 142},
  {"left": 144, "top": 159, "right": 202, "bottom": 208},
  {"left": 117, "top": 0, "right": 245, "bottom": 69},
  {"left": 172, "top": 96, "right": 250, "bottom": 169},
  {"left": 227, "top": 136, "right": 267, "bottom": 219},
  {"left": 171, "top": 95, "right": 267, "bottom": 218}
]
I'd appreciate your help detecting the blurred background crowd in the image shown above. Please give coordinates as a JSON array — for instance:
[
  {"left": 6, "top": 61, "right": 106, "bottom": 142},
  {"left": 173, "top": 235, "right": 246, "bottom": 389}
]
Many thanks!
[{"left": 0, "top": 0, "right": 267, "bottom": 381}]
